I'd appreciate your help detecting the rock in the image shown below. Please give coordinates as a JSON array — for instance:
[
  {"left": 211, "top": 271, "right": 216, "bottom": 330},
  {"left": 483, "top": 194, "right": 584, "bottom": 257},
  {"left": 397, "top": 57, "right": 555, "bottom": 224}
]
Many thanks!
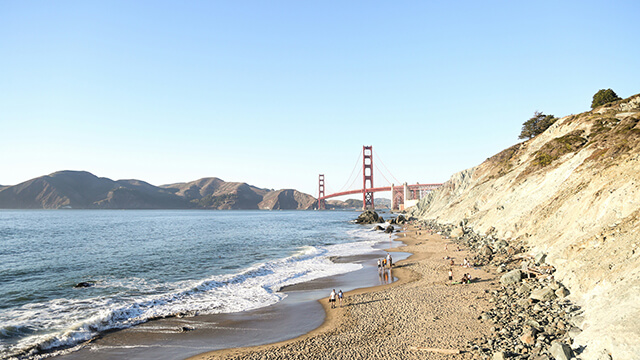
[
  {"left": 516, "top": 283, "right": 531, "bottom": 295},
  {"left": 549, "top": 342, "right": 573, "bottom": 360},
  {"left": 534, "top": 252, "right": 547, "bottom": 265},
  {"left": 384, "top": 225, "right": 394, "bottom": 233},
  {"left": 530, "top": 287, "right": 557, "bottom": 302},
  {"left": 520, "top": 326, "right": 538, "bottom": 345},
  {"left": 494, "top": 240, "right": 509, "bottom": 251},
  {"left": 450, "top": 227, "right": 464, "bottom": 238},
  {"left": 492, "top": 351, "right": 506, "bottom": 360},
  {"left": 395, "top": 215, "right": 406, "bottom": 224},
  {"left": 555, "top": 287, "right": 570, "bottom": 298},
  {"left": 74, "top": 282, "right": 94, "bottom": 288},
  {"left": 374, "top": 225, "right": 385, "bottom": 231},
  {"left": 480, "top": 245, "right": 493, "bottom": 257},
  {"left": 500, "top": 269, "right": 523, "bottom": 286},
  {"left": 355, "top": 210, "right": 383, "bottom": 224}
]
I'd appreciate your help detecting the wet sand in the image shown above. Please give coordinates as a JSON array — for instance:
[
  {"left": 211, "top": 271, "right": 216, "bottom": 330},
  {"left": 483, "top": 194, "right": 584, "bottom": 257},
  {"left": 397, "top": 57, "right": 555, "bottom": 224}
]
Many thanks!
[
  {"left": 189, "top": 226, "right": 498, "bottom": 360},
  {"left": 55, "top": 241, "right": 409, "bottom": 360}
]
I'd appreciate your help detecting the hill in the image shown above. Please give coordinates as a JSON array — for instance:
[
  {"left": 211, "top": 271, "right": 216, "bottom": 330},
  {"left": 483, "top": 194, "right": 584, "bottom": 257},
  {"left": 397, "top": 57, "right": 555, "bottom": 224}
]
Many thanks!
[
  {"left": 0, "top": 172, "right": 315, "bottom": 210},
  {"left": 409, "top": 93, "right": 640, "bottom": 359}
]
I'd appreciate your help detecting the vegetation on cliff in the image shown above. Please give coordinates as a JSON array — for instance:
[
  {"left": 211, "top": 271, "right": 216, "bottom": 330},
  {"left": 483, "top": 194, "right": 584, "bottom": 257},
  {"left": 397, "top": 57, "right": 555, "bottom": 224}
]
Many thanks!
[{"left": 410, "top": 92, "right": 640, "bottom": 359}]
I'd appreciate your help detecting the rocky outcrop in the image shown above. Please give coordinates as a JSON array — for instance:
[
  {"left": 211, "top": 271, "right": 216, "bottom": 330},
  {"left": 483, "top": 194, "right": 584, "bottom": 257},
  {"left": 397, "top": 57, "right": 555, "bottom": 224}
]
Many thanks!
[
  {"left": 410, "top": 93, "right": 640, "bottom": 360},
  {"left": 354, "top": 210, "right": 384, "bottom": 224}
]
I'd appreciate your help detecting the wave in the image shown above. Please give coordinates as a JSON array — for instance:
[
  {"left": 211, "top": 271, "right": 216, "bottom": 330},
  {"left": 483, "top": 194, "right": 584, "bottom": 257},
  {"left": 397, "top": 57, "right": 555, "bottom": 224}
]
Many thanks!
[{"left": 0, "top": 229, "right": 388, "bottom": 359}]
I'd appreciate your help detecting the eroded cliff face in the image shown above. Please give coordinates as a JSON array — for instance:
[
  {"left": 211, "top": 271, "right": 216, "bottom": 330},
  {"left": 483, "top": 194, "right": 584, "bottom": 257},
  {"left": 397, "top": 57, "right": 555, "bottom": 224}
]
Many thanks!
[{"left": 411, "top": 94, "right": 640, "bottom": 360}]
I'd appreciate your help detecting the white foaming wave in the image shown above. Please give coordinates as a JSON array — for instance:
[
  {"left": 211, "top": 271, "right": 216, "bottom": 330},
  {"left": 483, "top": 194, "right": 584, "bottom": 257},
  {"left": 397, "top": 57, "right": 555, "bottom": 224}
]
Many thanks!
[{"left": 0, "top": 243, "right": 367, "bottom": 359}]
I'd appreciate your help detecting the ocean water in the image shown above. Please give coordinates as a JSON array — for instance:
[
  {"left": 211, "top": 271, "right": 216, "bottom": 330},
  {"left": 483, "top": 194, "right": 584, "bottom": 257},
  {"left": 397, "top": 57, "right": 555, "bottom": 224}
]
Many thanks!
[{"left": 0, "top": 210, "right": 396, "bottom": 359}]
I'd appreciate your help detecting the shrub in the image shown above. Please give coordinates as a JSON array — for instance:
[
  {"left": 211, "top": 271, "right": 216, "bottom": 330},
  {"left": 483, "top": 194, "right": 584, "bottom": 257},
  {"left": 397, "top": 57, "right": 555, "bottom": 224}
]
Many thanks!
[
  {"left": 591, "top": 89, "right": 621, "bottom": 109},
  {"left": 519, "top": 111, "right": 557, "bottom": 140}
]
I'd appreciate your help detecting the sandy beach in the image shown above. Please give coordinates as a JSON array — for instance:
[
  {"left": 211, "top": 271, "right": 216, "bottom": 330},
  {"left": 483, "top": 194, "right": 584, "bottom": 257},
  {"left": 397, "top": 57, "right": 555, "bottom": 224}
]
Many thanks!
[{"left": 189, "top": 225, "right": 497, "bottom": 360}]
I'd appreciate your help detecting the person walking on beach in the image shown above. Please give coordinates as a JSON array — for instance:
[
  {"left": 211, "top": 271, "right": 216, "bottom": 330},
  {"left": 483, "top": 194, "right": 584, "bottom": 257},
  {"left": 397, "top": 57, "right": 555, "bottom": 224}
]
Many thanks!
[
  {"left": 338, "top": 290, "right": 343, "bottom": 307},
  {"left": 329, "top": 289, "right": 336, "bottom": 309}
]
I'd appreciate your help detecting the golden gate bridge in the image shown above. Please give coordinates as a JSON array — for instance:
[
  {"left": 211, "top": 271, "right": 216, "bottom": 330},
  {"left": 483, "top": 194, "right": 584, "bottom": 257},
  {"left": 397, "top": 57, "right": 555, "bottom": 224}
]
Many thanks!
[{"left": 317, "top": 145, "right": 442, "bottom": 211}]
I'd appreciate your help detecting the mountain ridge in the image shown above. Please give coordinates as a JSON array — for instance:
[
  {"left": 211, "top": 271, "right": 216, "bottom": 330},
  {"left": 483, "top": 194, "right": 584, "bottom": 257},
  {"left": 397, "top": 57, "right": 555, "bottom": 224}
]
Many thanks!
[{"left": 0, "top": 171, "right": 316, "bottom": 210}]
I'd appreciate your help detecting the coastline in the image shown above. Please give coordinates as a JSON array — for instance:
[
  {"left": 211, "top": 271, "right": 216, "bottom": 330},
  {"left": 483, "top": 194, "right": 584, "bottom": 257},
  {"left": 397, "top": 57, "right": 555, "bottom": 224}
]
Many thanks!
[
  {"left": 54, "top": 237, "right": 409, "bottom": 360},
  {"left": 188, "top": 224, "right": 498, "bottom": 360}
]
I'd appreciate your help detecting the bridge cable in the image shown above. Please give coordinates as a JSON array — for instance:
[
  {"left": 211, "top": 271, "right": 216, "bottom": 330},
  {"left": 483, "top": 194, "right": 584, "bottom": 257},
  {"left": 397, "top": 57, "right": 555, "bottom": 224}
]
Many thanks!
[
  {"left": 374, "top": 149, "right": 402, "bottom": 185},
  {"left": 375, "top": 167, "right": 394, "bottom": 188},
  {"left": 336, "top": 150, "right": 362, "bottom": 193}
]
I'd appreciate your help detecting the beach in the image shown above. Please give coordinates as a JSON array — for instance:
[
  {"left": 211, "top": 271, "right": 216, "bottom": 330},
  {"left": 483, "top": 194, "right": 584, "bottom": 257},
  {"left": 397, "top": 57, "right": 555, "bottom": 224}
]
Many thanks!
[{"left": 189, "top": 225, "right": 497, "bottom": 360}]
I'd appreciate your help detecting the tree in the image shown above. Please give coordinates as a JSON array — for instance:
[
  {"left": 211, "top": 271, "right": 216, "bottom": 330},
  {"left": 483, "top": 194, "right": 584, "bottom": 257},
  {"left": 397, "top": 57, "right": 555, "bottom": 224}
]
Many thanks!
[
  {"left": 591, "top": 88, "right": 621, "bottom": 109},
  {"left": 519, "top": 111, "right": 557, "bottom": 140}
]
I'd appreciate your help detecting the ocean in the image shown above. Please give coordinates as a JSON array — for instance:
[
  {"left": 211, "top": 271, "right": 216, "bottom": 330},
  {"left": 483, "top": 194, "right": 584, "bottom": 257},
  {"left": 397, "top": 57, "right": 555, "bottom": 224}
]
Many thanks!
[{"left": 0, "top": 210, "right": 398, "bottom": 359}]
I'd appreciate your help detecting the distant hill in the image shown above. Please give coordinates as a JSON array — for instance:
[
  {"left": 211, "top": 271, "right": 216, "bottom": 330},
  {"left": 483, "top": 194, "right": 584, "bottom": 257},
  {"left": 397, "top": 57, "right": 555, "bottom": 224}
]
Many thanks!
[
  {"left": 326, "top": 198, "right": 391, "bottom": 210},
  {"left": 0, "top": 171, "right": 316, "bottom": 210},
  {"left": 258, "top": 189, "right": 316, "bottom": 210}
]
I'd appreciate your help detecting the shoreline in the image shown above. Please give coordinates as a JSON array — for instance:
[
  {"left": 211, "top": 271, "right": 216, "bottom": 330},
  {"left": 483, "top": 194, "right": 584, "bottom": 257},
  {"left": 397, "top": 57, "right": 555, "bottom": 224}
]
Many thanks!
[
  {"left": 189, "top": 224, "right": 497, "bottom": 360},
  {"left": 54, "top": 237, "right": 409, "bottom": 360}
]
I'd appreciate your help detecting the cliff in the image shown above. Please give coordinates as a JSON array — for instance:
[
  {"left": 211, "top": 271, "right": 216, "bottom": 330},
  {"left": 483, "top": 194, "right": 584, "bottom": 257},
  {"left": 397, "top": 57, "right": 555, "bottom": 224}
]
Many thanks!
[{"left": 410, "top": 94, "right": 640, "bottom": 360}]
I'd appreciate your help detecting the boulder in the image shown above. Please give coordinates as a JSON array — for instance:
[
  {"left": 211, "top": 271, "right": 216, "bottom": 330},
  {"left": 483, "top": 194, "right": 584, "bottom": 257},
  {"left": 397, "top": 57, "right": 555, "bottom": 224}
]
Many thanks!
[
  {"left": 355, "top": 210, "right": 384, "bottom": 224},
  {"left": 530, "top": 287, "right": 557, "bottom": 302},
  {"left": 534, "top": 252, "right": 547, "bottom": 265},
  {"left": 492, "top": 351, "right": 506, "bottom": 360},
  {"left": 520, "top": 326, "right": 538, "bottom": 345},
  {"left": 384, "top": 225, "right": 394, "bottom": 233},
  {"left": 74, "top": 282, "right": 94, "bottom": 288},
  {"left": 493, "top": 239, "right": 509, "bottom": 251},
  {"left": 395, "top": 214, "right": 406, "bottom": 224},
  {"left": 480, "top": 245, "right": 493, "bottom": 257},
  {"left": 549, "top": 342, "right": 574, "bottom": 360},
  {"left": 555, "top": 286, "right": 570, "bottom": 298},
  {"left": 374, "top": 225, "right": 385, "bottom": 231},
  {"left": 500, "top": 269, "right": 523, "bottom": 286}
]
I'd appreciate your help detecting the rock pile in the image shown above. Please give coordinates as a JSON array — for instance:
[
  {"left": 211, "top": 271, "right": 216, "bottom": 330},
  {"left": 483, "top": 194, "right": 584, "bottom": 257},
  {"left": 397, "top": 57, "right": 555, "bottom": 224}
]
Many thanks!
[{"left": 415, "top": 219, "right": 585, "bottom": 360}]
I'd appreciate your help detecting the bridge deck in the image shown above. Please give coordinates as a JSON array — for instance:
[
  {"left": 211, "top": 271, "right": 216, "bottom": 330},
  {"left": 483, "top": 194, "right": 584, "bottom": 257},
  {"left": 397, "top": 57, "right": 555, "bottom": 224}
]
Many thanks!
[{"left": 319, "top": 183, "right": 442, "bottom": 200}]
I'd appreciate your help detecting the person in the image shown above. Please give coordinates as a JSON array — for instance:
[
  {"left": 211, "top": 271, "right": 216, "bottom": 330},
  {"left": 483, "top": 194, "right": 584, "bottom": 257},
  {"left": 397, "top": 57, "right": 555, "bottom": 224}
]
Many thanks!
[
  {"left": 448, "top": 268, "right": 453, "bottom": 281},
  {"left": 387, "top": 253, "right": 393, "bottom": 268},
  {"left": 450, "top": 258, "right": 455, "bottom": 266},
  {"left": 329, "top": 289, "right": 336, "bottom": 308},
  {"left": 460, "top": 274, "right": 468, "bottom": 284},
  {"left": 463, "top": 258, "right": 470, "bottom": 268},
  {"left": 338, "top": 290, "right": 343, "bottom": 307},
  {"left": 377, "top": 259, "right": 382, "bottom": 271},
  {"left": 466, "top": 273, "right": 472, "bottom": 283}
]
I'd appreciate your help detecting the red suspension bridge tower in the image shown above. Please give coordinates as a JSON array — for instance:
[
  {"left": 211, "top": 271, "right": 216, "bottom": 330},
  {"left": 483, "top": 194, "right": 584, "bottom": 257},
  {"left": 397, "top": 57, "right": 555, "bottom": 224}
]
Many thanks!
[
  {"left": 318, "top": 174, "right": 326, "bottom": 210},
  {"left": 317, "top": 145, "right": 442, "bottom": 210},
  {"left": 362, "top": 145, "right": 374, "bottom": 210}
]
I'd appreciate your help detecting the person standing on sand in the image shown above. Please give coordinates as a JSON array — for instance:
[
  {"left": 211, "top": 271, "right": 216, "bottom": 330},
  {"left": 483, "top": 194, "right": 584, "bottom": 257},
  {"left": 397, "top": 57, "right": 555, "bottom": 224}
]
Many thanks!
[
  {"left": 329, "top": 289, "right": 336, "bottom": 309},
  {"left": 377, "top": 259, "right": 382, "bottom": 272},
  {"left": 338, "top": 290, "right": 343, "bottom": 307},
  {"left": 448, "top": 268, "right": 453, "bottom": 281}
]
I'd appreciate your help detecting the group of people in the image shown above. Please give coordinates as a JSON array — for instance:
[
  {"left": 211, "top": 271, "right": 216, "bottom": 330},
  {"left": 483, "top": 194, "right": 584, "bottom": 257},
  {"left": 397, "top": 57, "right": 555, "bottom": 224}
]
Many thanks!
[
  {"left": 329, "top": 289, "right": 343, "bottom": 308},
  {"left": 377, "top": 253, "right": 393, "bottom": 270},
  {"left": 448, "top": 267, "right": 473, "bottom": 284}
]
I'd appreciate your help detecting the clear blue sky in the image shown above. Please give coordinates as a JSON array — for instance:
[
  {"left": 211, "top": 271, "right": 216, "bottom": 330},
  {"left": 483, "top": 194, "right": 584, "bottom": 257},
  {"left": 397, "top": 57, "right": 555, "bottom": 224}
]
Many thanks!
[{"left": 1, "top": 1, "right": 639, "bottom": 197}]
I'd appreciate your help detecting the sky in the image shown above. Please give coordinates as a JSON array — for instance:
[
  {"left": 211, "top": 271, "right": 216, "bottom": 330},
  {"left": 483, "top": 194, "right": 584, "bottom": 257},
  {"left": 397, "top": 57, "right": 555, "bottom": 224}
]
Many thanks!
[{"left": 1, "top": 1, "right": 639, "bottom": 198}]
